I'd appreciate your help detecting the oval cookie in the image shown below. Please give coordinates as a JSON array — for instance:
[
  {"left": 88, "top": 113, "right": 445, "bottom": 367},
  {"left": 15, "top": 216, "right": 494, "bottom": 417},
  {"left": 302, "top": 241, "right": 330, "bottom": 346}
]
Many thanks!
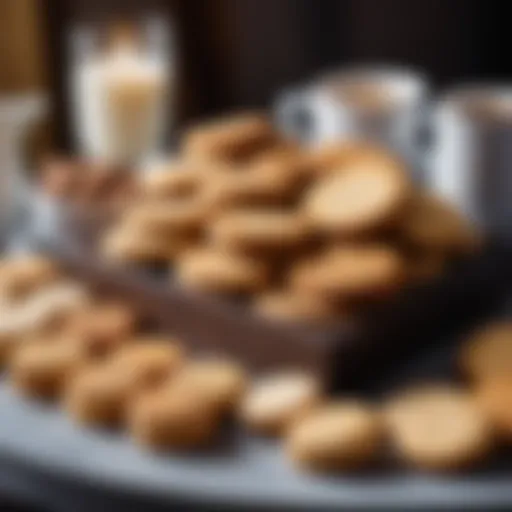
[
  {"left": 286, "top": 401, "right": 382, "bottom": 472},
  {"left": 385, "top": 385, "right": 493, "bottom": 471},
  {"left": 291, "top": 245, "right": 405, "bottom": 300},
  {"left": 304, "top": 157, "right": 410, "bottom": 235}
]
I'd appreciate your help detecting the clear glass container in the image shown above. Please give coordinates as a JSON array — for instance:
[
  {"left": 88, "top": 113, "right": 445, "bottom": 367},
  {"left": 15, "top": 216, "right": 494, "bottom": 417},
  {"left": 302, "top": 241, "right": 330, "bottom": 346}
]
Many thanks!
[{"left": 69, "top": 17, "right": 174, "bottom": 168}]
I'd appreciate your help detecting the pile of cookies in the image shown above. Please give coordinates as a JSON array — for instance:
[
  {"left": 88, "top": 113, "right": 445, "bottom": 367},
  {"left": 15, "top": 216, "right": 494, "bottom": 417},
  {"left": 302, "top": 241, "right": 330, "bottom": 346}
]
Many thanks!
[
  {"left": 102, "top": 112, "right": 479, "bottom": 324},
  {"left": 2, "top": 256, "right": 512, "bottom": 473}
]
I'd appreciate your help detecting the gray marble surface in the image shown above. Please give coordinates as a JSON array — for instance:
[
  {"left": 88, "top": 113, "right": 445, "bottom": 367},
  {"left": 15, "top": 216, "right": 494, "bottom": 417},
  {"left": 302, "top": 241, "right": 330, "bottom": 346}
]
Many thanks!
[{"left": 1, "top": 372, "right": 512, "bottom": 511}]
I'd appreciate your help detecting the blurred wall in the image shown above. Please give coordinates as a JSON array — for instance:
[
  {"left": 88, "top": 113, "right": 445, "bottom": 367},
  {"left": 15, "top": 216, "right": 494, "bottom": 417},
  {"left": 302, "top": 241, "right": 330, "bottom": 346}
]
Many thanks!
[
  {"left": 41, "top": 0, "right": 512, "bottom": 150},
  {"left": 0, "top": 0, "right": 47, "bottom": 93}
]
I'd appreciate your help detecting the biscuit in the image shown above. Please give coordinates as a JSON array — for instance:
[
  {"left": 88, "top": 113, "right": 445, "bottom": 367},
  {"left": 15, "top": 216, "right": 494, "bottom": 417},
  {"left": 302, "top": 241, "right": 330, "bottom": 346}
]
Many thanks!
[
  {"left": 64, "top": 363, "right": 135, "bottom": 427},
  {"left": 201, "top": 167, "right": 301, "bottom": 214},
  {"left": 0, "top": 255, "right": 60, "bottom": 301},
  {"left": 290, "top": 245, "right": 405, "bottom": 300},
  {"left": 385, "top": 385, "right": 493, "bottom": 471},
  {"left": 0, "top": 282, "right": 90, "bottom": 366},
  {"left": 240, "top": 372, "right": 322, "bottom": 436},
  {"left": 210, "top": 210, "right": 312, "bottom": 255},
  {"left": 10, "top": 339, "right": 87, "bottom": 400},
  {"left": 128, "top": 385, "right": 220, "bottom": 450},
  {"left": 102, "top": 224, "right": 192, "bottom": 264},
  {"left": 459, "top": 322, "right": 512, "bottom": 381},
  {"left": 474, "top": 377, "right": 512, "bottom": 440},
  {"left": 286, "top": 401, "right": 382, "bottom": 472},
  {"left": 171, "top": 358, "right": 247, "bottom": 414},
  {"left": 183, "top": 112, "right": 276, "bottom": 163},
  {"left": 401, "top": 193, "right": 480, "bottom": 255},
  {"left": 141, "top": 158, "right": 208, "bottom": 199},
  {"left": 176, "top": 248, "right": 268, "bottom": 295},
  {"left": 304, "top": 157, "right": 410, "bottom": 235},
  {"left": 112, "top": 338, "right": 184, "bottom": 388},
  {"left": 253, "top": 289, "right": 341, "bottom": 324},
  {"left": 65, "top": 302, "right": 136, "bottom": 358},
  {"left": 123, "top": 199, "right": 206, "bottom": 237}
]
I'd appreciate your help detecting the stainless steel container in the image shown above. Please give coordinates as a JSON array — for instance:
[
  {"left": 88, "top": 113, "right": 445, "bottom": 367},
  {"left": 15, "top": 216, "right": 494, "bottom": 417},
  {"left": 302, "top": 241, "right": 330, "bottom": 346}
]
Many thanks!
[
  {"left": 275, "top": 66, "right": 429, "bottom": 168},
  {"left": 431, "top": 86, "right": 512, "bottom": 237}
]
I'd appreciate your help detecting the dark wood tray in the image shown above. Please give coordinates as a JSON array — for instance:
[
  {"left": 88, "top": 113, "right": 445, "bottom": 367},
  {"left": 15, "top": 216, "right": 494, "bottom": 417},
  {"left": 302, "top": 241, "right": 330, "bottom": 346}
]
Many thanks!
[{"left": 32, "top": 197, "right": 512, "bottom": 391}]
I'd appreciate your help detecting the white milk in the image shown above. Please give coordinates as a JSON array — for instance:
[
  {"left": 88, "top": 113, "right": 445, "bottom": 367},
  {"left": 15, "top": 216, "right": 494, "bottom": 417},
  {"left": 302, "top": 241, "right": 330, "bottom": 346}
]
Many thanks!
[{"left": 71, "top": 38, "right": 169, "bottom": 166}]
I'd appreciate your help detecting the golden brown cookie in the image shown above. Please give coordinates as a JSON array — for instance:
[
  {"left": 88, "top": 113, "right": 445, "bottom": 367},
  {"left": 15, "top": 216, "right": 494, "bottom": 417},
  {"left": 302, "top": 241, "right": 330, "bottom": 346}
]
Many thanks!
[
  {"left": 171, "top": 358, "right": 247, "bottom": 414},
  {"left": 123, "top": 198, "right": 206, "bottom": 237},
  {"left": 141, "top": 161, "right": 205, "bottom": 199},
  {"left": 253, "top": 289, "right": 341, "bottom": 324},
  {"left": 0, "top": 282, "right": 89, "bottom": 367},
  {"left": 240, "top": 372, "right": 322, "bottom": 436},
  {"left": 112, "top": 338, "right": 185, "bottom": 388},
  {"left": 385, "top": 385, "right": 494, "bottom": 471},
  {"left": 102, "top": 224, "right": 192, "bottom": 264},
  {"left": 175, "top": 247, "right": 268, "bottom": 295},
  {"left": 128, "top": 385, "right": 220, "bottom": 450},
  {"left": 401, "top": 193, "right": 480, "bottom": 255},
  {"left": 65, "top": 302, "right": 136, "bottom": 359},
  {"left": 304, "top": 157, "right": 410, "bottom": 235},
  {"left": 10, "top": 339, "right": 87, "bottom": 400},
  {"left": 201, "top": 166, "right": 301, "bottom": 214},
  {"left": 65, "top": 363, "right": 135, "bottom": 427},
  {"left": 474, "top": 377, "right": 512, "bottom": 440},
  {"left": 183, "top": 112, "right": 277, "bottom": 163},
  {"left": 286, "top": 401, "right": 382, "bottom": 472},
  {"left": 210, "top": 210, "right": 312, "bottom": 255},
  {"left": 290, "top": 245, "right": 405, "bottom": 301},
  {"left": 0, "top": 255, "right": 60, "bottom": 301},
  {"left": 459, "top": 322, "right": 512, "bottom": 381}
]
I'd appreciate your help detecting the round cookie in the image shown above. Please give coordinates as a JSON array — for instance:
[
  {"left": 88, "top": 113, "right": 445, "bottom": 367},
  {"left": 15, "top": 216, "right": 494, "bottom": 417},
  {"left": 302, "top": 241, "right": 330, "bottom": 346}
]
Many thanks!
[
  {"left": 65, "top": 363, "right": 135, "bottom": 427},
  {"left": 459, "top": 322, "right": 512, "bottom": 381},
  {"left": 112, "top": 338, "right": 185, "bottom": 388},
  {"left": 141, "top": 161, "right": 204, "bottom": 199},
  {"left": 291, "top": 245, "right": 405, "bottom": 301},
  {"left": 385, "top": 385, "right": 493, "bottom": 471},
  {"left": 201, "top": 166, "right": 301, "bottom": 213},
  {"left": 123, "top": 198, "right": 206, "bottom": 237},
  {"left": 0, "top": 255, "right": 60, "bottom": 301},
  {"left": 401, "top": 193, "right": 480, "bottom": 255},
  {"left": 102, "top": 224, "right": 192, "bottom": 264},
  {"left": 0, "top": 282, "right": 89, "bottom": 367},
  {"left": 303, "top": 156, "right": 410, "bottom": 235},
  {"left": 175, "top": 247, "right": 268, "bottom": 295},
  {"left": 286, "top": 401, "right": 382, "bottom": 472},
  {"left": 10, "top": 338, "right": 87, "bottom": 400},
  {"left": 240, "top": 372, "right": 322, "bottom": 436},
  {"left": 183, "top": 112, "right": 276, "bottom": 163},
  {"left": 128, "top": 385, "right": 220, "bottom": 450},
  {"left": 475, "top": 377, "right": 512, "bottom": 440},
  {"left": 210, "top": 210, "right": 312, "bottom": 255},
  {"left": 171, "top": 358, "right": 247, "bottom": 414},
  {"left": 65, "top": 302, "right": 136, "bottom": 358},
  {"left": 253, "top": 289, "right": 341, "bottom": 325}
]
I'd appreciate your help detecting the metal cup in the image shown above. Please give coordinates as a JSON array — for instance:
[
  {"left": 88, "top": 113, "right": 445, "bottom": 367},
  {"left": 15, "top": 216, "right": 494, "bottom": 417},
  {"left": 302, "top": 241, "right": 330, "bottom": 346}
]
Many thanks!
[
  {"left": 275, "top": 66, "right": 429, "bottom": 167},
  {"left": 430, "top": 86, "right": 512, "bottom": 237}
]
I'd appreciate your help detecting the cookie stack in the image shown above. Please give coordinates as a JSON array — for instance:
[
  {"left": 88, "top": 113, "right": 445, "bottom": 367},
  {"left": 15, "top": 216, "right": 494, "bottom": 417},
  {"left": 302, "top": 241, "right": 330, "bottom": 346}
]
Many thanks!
[{"left": 102, "top": 112, "right": 479, "bottom": 325}]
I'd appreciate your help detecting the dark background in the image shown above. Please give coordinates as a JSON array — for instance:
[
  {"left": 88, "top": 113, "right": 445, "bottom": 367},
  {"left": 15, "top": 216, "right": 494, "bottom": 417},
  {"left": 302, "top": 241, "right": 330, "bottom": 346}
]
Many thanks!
[{"left": 43, "top": 0, "right": 511, "bottom": 151}]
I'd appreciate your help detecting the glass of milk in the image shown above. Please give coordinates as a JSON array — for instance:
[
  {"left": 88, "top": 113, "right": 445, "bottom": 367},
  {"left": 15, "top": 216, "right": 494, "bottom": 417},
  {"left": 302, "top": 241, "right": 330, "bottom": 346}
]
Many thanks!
[{"left": 69, "top": 18, "right": 173, "bottom": 167}]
